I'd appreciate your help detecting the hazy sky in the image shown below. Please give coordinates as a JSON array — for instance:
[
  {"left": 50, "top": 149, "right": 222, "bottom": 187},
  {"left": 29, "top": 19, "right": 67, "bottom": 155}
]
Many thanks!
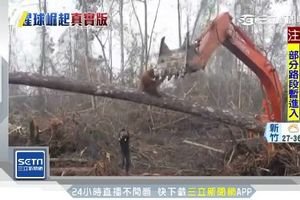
[
  {"left": 8, "top": 0, "right": 221, "bottom": 72},
  {"left": 7, "top": 0, "right": 291, "bottom": 72},
  {"left": 9, "top": 0, "right": 195, "bottom": 60}
]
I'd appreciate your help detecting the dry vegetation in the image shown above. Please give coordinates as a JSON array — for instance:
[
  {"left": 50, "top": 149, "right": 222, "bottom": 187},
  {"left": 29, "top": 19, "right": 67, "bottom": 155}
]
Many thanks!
[{"left": 8, "top": 87, "right": 300, "bottom": 176}]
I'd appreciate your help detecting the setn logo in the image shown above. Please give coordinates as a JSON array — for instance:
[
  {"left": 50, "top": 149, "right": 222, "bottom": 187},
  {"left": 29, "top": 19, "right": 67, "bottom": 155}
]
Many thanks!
[
  {"left": 15, "top": 150, "right": 46, "bottom": 180},
  {"left": 18, "top": 158, "right": 44, "bottom": 166}
]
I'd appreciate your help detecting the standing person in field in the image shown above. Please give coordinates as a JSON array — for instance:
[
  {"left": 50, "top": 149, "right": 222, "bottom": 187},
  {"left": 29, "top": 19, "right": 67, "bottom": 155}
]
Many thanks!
[{"left": 119, "top": 128, "right": 130, "bottom": 175}]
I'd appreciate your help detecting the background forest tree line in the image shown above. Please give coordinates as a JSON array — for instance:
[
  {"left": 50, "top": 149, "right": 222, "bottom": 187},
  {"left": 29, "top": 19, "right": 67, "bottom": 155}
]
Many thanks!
[{"left": 9, "top": 0, "right": 292, "bottom": 114}]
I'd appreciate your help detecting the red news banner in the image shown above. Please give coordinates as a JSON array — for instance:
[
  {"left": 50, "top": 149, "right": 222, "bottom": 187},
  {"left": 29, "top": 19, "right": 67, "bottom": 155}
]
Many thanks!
[{"left": 287, "top": 27, "right": 300, "bottom": 122}]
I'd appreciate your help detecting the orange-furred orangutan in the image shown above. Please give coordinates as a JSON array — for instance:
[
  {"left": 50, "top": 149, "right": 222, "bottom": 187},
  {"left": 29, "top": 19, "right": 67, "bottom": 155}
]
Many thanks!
[{"left": 139, "top": 68, "right": 165, "bottom": 97}]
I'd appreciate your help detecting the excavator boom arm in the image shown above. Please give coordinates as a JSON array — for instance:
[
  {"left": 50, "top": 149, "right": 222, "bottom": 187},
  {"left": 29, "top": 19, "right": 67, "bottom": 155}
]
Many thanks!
[{"left": 159, "top": 12, "right": 283, "bottom": 122}]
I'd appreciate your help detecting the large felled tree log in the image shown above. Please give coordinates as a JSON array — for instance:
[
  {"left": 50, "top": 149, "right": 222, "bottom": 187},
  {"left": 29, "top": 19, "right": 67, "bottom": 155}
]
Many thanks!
[{"left": 9, "top": 72, "right": 264, "bottom": 132}]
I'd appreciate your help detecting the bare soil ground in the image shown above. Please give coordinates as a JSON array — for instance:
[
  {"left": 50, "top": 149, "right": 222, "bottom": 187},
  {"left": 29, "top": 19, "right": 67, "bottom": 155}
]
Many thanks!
[{"left": 9, "top": 98, "right": 300, "bottom": 176}]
